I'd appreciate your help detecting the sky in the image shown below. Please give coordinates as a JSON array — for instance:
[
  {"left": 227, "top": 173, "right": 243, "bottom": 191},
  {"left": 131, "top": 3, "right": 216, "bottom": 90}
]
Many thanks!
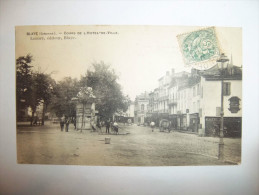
[{"left": 16, "top": 25, "right": 242, "bottom": 100}]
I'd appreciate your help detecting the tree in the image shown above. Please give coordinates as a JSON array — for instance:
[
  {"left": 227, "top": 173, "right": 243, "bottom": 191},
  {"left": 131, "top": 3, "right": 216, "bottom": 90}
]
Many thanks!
[
  {"left": 16, "top": 54, "right": 56, "bottom": 125},
  {"left": 22, "top": 71, "right": 55, "bottom": 125},
  {"left": 80, "top": 62, "right": 130, "bottom": 119},
  {"left": 33, "top": 72, "right": 56, "bottom": 125},
  {"left": 50, "top": 77, "right": 80, "bottom": 118},
  {"left": 16, "top": 54, "right": 33, "bottom": 120}
]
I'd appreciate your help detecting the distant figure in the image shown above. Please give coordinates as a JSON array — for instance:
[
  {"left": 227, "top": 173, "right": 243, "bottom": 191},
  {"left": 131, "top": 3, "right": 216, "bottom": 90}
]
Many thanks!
[
  {"left": 71, "top": 117, "right": 76, "bottom": 130},
  {"left": 60, "top": 115, "right": 65, "bottom": 131},
  {"left": 110, "top": 121, "right": 114, "bottom": 132},
  {"left": 113, "top": 122, "right": 119, "bottom": 134},
  {"left": 33, "top": 116, "right": 38, "bottom": 126},
  {"left": 150, "top": 121, "right": 155, "bottom": 132},
  {"left": 101, "top": 121, "right": 105, "bottom": 127},
  {"left": 128, "top": 118, "right": 132, "bottom": 125},
  {"left": 91, "top": 120, "right": 96, "bottom": 132},
  {"left": 105, "top": 120, "right": 110, "bottom": 134},
  {"left": 65, "top": 116, "right": 70, "bottom": 132},
  {"left": 74, "top": 117, "right": 77, "bottom": 130},
  {"left": 97, "top": 120, "right": 102, "bottom": 133}
]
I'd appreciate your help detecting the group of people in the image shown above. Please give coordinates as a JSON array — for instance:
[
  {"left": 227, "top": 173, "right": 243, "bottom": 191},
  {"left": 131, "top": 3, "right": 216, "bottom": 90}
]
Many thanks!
[
  {"left": 60, "top": 115, "right": 120, "bottom": 134},
  {"left": 91, "top": 119, "right": 119, "bottom": 134},
  {"left": 31, "top": 116, "right": 41, "bottom": 126},
  {"left": 103, "top": 120, "right": 119, "bottom": 134},
  {"left": 60, "top": 115, "right": 76, "bottom": 132},
  {"left": 95, "top": 120, "right": 119, "bottom": 134}
]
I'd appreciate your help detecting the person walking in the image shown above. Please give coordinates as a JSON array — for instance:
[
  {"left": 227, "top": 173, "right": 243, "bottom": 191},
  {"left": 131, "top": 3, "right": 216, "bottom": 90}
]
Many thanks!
[
  {"left": 60, "top": 115, "right": 65, "bottom": 131},
  {"left": 113, "top": 121, "right": 119, "bottom": 134},
  {"left": 71, "top": 116, "right": 76, "bottom": 130},
  {"left": 97, "top": 120, "right": 102, "bottom": 133},
  {"left": 105, "top": 120, "right": 110, "bottom": 134},
  {"left": 65, "top": 116, "right": 70, "bottom": 132},
  {"left": 150, "top": 121, "right": 155, "bottom": 132}
]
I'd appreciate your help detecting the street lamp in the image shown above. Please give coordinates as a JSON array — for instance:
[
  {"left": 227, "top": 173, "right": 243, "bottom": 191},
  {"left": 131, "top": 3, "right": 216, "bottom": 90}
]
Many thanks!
[{"left": 217, "top": 53, "right": 229, "bottom": 160}]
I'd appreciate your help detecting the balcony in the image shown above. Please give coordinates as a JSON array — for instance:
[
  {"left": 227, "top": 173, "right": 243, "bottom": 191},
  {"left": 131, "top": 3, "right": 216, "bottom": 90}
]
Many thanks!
[
  {"left": 158, "top": 109, "right": 169, "bottom": 113},
  {"left": 158, "top": 95, "right": 169, "bottom": 101}
]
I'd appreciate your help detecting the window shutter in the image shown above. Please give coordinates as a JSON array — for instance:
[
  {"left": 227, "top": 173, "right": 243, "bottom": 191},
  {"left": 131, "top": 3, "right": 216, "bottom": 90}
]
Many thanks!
[{"left": 223, "top": 82, "right": 231, "bottom": 96}]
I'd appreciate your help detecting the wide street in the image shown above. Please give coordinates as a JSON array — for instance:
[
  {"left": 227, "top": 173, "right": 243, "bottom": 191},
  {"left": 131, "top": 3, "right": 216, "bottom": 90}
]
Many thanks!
[{"left": 17, "top": 121, "right": 241, "bottom": 166}]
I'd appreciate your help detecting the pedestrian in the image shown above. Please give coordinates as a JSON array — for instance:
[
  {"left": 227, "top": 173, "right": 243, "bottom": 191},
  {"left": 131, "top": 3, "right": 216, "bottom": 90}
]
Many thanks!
[
  {"left": 128, "top": 118, "right": 132, "bottom": 125},
  {"left": 73, "top": 117, "right": 77, "bottom": 130},
  {"left": 91, "top": 120, "right": 96, "bottom": 132},
  {"left": 102, "top": 121, "right": 105, "bottom": 128},
  {"left": 33, "top": 116, "right": 38, "bottom": 126},
  {"left": 65, "top": 116, "right": 70, "bottom": 132},
  {"left": 97, "top": 120, "right": 102, "bottom": 133},
  {"left": 110, "top": 120, "right": 114, "bottom": 133},
  {"left": 150, "top": 121, "right": 155, "bottom": 132},
  {"left": 105, "top": 120, "right": 110, "bottom": 134},
  {"left": 113, "top": 121, "right": 119, "bottom": 134},
  {"left": 60, "top": 115, "right": 65, "bottom": 131}
]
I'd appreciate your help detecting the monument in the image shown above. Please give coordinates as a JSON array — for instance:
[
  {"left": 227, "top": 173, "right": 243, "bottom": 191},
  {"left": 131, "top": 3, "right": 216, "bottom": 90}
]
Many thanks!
[{"left": 72, "top": 87, "right": 96, "bottom": 131}]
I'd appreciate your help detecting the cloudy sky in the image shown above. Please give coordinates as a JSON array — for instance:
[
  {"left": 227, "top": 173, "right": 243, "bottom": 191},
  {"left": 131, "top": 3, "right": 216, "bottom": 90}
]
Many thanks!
[{"left": 16, "top": 25, "right": 242, "bottom": 100}]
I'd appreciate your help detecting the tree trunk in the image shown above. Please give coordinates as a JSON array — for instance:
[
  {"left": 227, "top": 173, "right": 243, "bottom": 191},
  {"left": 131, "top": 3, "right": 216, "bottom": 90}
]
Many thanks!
[{"left": 41, "top": 103, "right": 46, "bottom": 126}]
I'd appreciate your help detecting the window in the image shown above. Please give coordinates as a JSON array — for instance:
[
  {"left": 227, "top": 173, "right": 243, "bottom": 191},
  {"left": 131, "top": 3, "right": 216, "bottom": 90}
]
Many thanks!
[
  {"left": 193, "top": 86, "right": 196, "bottom": 97},
  {"left": 141, "top": 104, "right": 144, "bottom": 111},
  {"left": 197, "top": 84, "right": 200, "bottom": 95},
  {"left": 223, "top": 82, "right": 231, "bottom": 96}
]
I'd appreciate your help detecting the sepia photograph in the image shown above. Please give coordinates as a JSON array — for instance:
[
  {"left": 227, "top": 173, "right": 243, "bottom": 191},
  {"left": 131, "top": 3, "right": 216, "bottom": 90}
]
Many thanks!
[{"left": 16, "top": 25, "right": 242, "bottom": 166}]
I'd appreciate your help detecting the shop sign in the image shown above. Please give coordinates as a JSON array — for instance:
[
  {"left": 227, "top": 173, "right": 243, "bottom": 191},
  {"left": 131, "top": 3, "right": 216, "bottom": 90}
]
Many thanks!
[{"left": 228, "top": 96, "right": 241, "bottom": 113}]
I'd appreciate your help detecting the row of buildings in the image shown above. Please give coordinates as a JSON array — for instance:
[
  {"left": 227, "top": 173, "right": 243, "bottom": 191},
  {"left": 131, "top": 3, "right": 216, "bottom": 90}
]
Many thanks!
[{"left": 134, "top": 61, "right": 242, "bottom": 137}]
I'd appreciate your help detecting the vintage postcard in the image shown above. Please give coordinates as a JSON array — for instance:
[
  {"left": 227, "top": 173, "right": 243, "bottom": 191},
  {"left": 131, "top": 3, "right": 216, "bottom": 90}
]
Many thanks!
[{"left": 16, "top": 25, "right": 242, "bottom": 166}]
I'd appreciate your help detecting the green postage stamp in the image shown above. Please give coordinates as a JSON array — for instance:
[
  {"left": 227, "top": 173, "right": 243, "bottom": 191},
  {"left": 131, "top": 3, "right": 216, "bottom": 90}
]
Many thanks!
[{"left": 177, "top": 27, "right": 221, "bottom": 67}]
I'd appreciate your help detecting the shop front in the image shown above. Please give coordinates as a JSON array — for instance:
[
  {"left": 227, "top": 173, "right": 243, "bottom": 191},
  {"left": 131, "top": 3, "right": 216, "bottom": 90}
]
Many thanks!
[
  {"left": 176, "top": 114, "right": 187, "bottom": 130},
  {"left": 205, "top": 117, "right": 242, "bottom": 137},
  {"left": 189, "top": 113, "right": 200, "bottom": 133}
]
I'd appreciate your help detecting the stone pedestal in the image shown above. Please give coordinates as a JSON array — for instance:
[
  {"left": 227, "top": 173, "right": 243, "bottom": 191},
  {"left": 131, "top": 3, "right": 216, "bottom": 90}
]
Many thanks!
[{"left": 76, "top": 102, "right": 95, "bottom": 130}]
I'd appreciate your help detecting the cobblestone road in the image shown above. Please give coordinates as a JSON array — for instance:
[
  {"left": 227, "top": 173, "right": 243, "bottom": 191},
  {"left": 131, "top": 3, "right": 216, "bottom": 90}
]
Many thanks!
[{"left": 17, "top": 122, "right": 241, "bottom": 166}]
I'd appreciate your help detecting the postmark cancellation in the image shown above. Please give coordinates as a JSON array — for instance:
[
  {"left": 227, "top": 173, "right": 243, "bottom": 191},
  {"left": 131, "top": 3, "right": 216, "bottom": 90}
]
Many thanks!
[{"left": 177, "top": 27, "right": 221, "bottom": 69}]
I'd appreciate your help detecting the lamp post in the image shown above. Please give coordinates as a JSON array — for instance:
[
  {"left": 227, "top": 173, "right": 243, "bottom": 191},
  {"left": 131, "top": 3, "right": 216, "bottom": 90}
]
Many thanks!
[{"left": 217, "top": 53, "right": 229, "bottom": 160}]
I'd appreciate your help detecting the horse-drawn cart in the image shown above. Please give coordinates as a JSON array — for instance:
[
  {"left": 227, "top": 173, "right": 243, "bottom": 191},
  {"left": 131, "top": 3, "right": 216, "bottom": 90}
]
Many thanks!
[{"left": 159, "top": 119, "right": 171, "bottom": 132}]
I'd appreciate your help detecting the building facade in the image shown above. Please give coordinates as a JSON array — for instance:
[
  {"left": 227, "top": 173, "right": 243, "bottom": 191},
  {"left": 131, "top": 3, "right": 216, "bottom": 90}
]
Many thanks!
[
  {"left": 134, "top": 92, "right": 149, "bottom": 125},
  {"left": 199, "top": 65, "right": 242, "bottom": 137},
  {"left": 144, "top": 63, "right": 242, "bottom": 137}
]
